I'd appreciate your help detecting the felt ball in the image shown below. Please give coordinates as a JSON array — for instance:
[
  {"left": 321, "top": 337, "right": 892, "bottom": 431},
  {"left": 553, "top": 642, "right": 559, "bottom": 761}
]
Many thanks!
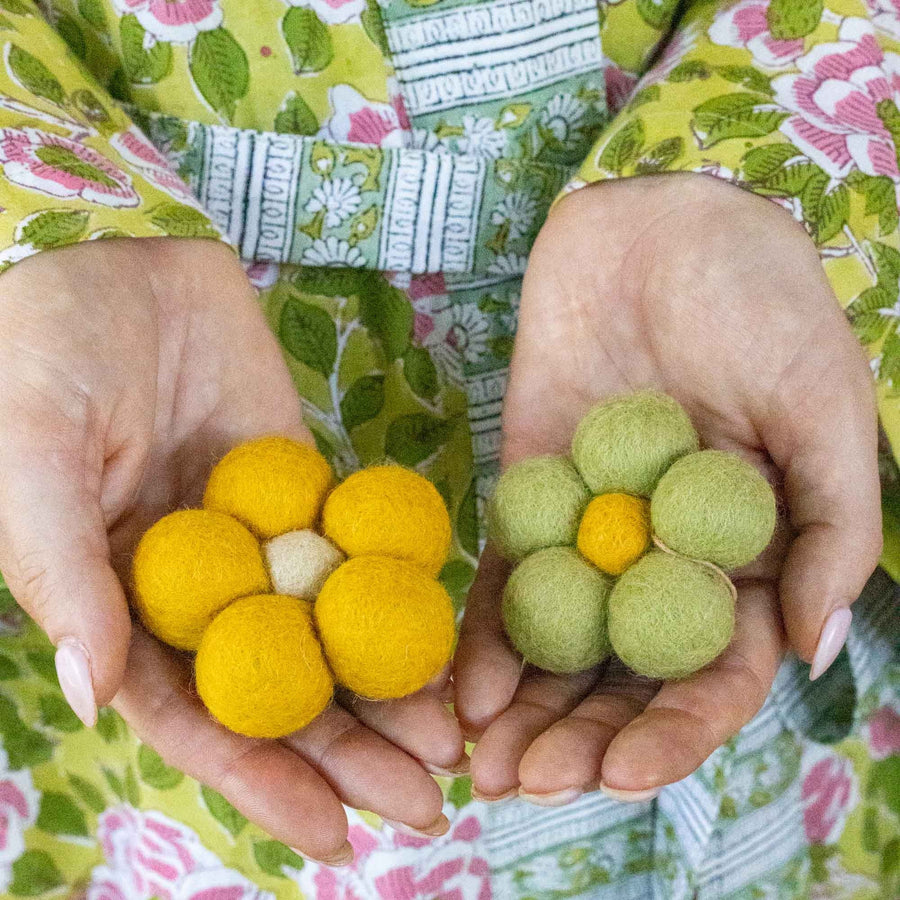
[
  {"left": 264, "top": 530, "right": 345, "bottom": 600},
  {"left": 322, "top": 466, "right": 451, "bottom": 577},
  {"left": 651, "top": 450, "right": 776, "bottom": 569},
  {"left": 203, "top": 437, "right": 333, "bottom": 540},
  {"left": 608, "top": 550, "right": 734, "bottom": 680},
  {"left": 571, "top": 391, "right": 699, "bottom": 496},
  {"left": 196, "top": 593, "right": 333, "bottom": 738},
  {"left": 132, "top": 509, "right": 270, "bottom": 651},
  {"left": 577, "top": 493, "right": 651, "bottom": 576},
  {"left": 488, "top": 456, "right": 591, "bottom": 560},
  {"left": 315, "top": 556, "right": 455, "bottom": 699},
  {"left": 502, "top": 547, "right": 612, "bottom": 674}
]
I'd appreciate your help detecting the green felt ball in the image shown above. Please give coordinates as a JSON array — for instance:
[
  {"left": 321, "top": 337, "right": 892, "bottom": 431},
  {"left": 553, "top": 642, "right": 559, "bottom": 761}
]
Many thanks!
[
  {"left": 608, "top": 550, "right": 735, "bottom": 680},
  {"left": 571, "top": 391, "right": 699, "bottom": 497},
  {"left": 502, "top": 546, "right": 612, "bottom": 674},
  {"left": 651, "top": 450, "right": 776, "bottom": 569},
  {"left": 488, "top": 456, "right": 591, "bottom": 560}
]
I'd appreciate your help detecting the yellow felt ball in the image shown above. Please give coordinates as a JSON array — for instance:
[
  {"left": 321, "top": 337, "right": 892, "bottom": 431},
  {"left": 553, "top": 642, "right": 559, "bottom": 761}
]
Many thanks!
[
  {"left": 322, "top": 466, "right": 451, "bottom": 576},
  {"left": 577, "top": 493, "right": 651, "bottom": 576},
  {"left": 315, "top": 556, "right": 455, "bottom": 700},
  {"left": 203, "top": 437, "right": 333, "bottom": 539},
  {"left": 196, "top": 594, "right": 334, "bottom": 738},
  {"left": 132, "top": 509, "right": 270, "bottom": 651}
]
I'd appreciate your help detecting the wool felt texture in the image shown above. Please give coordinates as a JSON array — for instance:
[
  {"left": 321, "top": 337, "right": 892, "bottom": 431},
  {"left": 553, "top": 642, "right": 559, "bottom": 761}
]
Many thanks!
[
  {"left": 321, "top": 465, "right": 451, "bottom": 577},
  {"left": 315, "top": 555, "right": 455, "bottom": 700},
  {"left": 571, "top": 391, "right": 699, "bottom": 497},
  {"left": 488, "top": 455, "right": 591, "bottom": 560},
  {"left": 577, "top": 492, "right": 651, "bottom": 576},
  {"left": 132, "top": 509, "right": 270, "bottom": 651},
  {"left": 502, "top": 546, "right": 612, "bottom": 674},
  {"left": 195, "top": 593, "right": 333, "bottom": 739},
  {"left": 264, "top": 529, "right": 345, "bottom": 600},
  {"left": 608, "top": 550, "right": 735, "bottom": 680},
  {"left": 203, "top": 436, "right": 333, "bottom": 540},
  {"left": 651, "top": 449, "right": 777, "bottom": 570}
]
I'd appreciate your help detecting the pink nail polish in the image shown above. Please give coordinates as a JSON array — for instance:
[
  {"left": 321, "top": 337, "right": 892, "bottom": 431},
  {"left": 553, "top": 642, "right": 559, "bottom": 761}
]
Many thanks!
[
  {"left": 55, "top": 639, "right": 97, "bottom": 728},
  {"left": 810, "top": 607, "right": 852, "bottom": 681},
  {"left": 599, "top": 784, "right": 661, "bottom": 803}
]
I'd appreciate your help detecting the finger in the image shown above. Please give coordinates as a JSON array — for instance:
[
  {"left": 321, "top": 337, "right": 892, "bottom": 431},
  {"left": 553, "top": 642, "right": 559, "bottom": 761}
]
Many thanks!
[
  {"left": 601, "top": 580, "right": 784, "bottom": 793},
  {"left": 517, "top": 662, "right": 658, "bottom": 802},
  {"left": 283, "top": 704, "right": 448, "bottom": 835},
  {"left": 763, "top": 312, "right": 881, "bottom": 668},
  {"left": 113, "top": 626, "right": 351, "bottom": 863},
  {"left": 0, "top": 435, "right": 131, "bottom": 721},
  {"left": 454, "top": 546, "right": 519, "bottom": 739},
  {"left": 470, "top": 665, "right": 600, "bottom": 799}
]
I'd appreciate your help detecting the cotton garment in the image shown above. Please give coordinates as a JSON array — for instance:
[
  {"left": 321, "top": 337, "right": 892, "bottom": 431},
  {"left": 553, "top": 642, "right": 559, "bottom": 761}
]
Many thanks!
[{"left": 0, "top": 0, "right": 897, "bottom": 898}]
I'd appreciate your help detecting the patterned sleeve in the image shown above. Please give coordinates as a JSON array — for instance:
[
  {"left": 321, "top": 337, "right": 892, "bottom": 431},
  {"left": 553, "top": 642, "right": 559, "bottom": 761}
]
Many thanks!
[{"left": 0, "top": 1, "right": 223, "bottom": 272}]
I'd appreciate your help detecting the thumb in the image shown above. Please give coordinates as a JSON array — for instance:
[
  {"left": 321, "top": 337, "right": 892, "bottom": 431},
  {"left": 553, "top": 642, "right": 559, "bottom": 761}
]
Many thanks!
[{"left": 0, "top": 443, "right": 131, "bottom": 726}]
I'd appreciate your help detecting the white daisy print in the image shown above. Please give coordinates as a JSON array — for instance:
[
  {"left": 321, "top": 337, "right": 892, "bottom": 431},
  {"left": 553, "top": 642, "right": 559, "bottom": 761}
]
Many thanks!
[
  {"left": 539, "top": 93, "right": 588, "bottom": 143},
  {"left": 447, "top": 303, "right": 490, "bottom": 364},
  {"left": 301, "top": 236, "right": 365, "bottom": 268},
  {"left": 490, "top": 191, "right": 538, "bottom": 240},
  {"left": 305, "top": 177, "right": 362, "bottom": 228},
  {"left": 487, "top": 252, "right": 528, "bottom": 277},
  {"left": 459, "top": 116, "right": 507, "bottom": 158}
]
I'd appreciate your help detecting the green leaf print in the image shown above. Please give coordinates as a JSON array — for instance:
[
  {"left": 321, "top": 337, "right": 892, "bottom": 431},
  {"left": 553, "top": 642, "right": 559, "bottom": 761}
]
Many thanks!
[
  {"left": 668, "top": 60, "right": 710, "bottom": 82},
  {"left": 25, "top": 649, "right": 57, "bottom": 684},
  {"left": 253, "top": 840, "right": 305, "bottom": 877},
  {"left": 636, "top": 0, "right": 679, "bottom": 30},
  {"left": 635, "top": 136, "right": 683, "bottom": 174},
  {"left": 6, "top": 44, "right": 65, "bottom": 104},
  {"left": 17, "top": 209, "right": 89, "bottom": 250},
  {"left": 274, "top": 92, "right": 318, "bottom": 135},
  {"left": 56, "top": 13, "right": 86, "bottom": 59},
  {"left": 348, "top": 205, "right": 379, "bottom": 245},
  {"left": 102, "top": 766, "right": 125, "bottom": 799},
  {"left": 9, "top": 850, "right": 63, "bottom": 896},
  {"left": 150, "top": 203, "right": 218, "bottom": 238},
  {"left": 848, "top": 285, "right": 897, "bottom": 343},
  {"left": 359, "top": 280, "right": 413, "bottom": 360},
  {"left": 36, "top": 791, "right": 89, "bottom": 836},
  {"left": 439, "top": 559, "right": 475, "bottom": 608},
  {"left": 717, "top": 65, "right": 774, "bottom": 95},
  {"left": 190, "top": 28, "right": 249, "bottom": 119},
  {"left": 96, "top": 706, "right": 124, "bottom": 743},
  {"left": 201, "top": 785, "right": 248, "bottom": 837},
  {"left": 848, "top": 173, "right": 900, "bottom": 235},
  {"left": 0, "top": 652, "right": 19, "bottom": 679},
  {"left": 403, "top": 346, "right": 439, "bottom": 401},
  {"left": 385, "top": 413, "right": 453, "bottom": 466},
  {"left": 692, "top": 94, "right": 787, "bottom": 148},
  {"left": 138, "top": 744, "right": 184, "bottom": 789},
  {"left": 282, "top": 8, "right": 333, "bottom": 74},
  {"left": 280, "top": 297, "right": 338, "bottom": 378},
  {"left": 121, "top": 15, "right": 172, "bottom": 84},
  {"left": 71, "top": 89, "right": 113, "bottom": 131},
  {"left": 68, "top": 773, "right": 107, "bottom": 813},
  {"left": 39, "top": 694, "right": 82, "bottom": 732},
  {"left": 341, "top": 375, "right": 385, "bottom": 430},
  {"left": 447, "top": 775, "right": 472, "bottom": 809},
  {"left": 78, "top": 0, "right": 106, "bottom": 29},
  {"left": 0, "top": 14, "right": 14, "bottom": 30},
  {"left": 814, "top": 184, "right": 850, "bottom": 243},
  {"left": 124, "top": 763, "right": 141, "bottom": 805},
  {"left": 741, "top": 143, "right": 799, "bottom": 182},
  {"left": 361, "top": 0, "right": 389, "bottom": 56},
  {"left": 767, "top": 0, "right": 823, "bottom": 40},
  {"left": 489, "top": 335, "right": 515, "bottom": 360},
  {"left": 0, "top": 0, "right": 31, "bottom": 16},
  {"left": 597, "top": 118, "right": 644, "bottom": 174},
  {"left": 458, "top": 478, "right": 478, "bottom": 558},
  {"left": 0, "top": 692, "right": 53, "bottom": 769}
]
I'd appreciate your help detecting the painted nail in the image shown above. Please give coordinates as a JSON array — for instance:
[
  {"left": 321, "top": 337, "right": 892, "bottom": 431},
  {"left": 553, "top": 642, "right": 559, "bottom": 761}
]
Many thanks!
[
  {"left": 810, "top": 607, "right": 852, "bottom": 681},
  {"left": 470, "top": 786, "right": 518, "bottom": 803},
  {"left": 292, "top": 841, "right": 354, "bottom": 867},
  {"left": 382, "top": 814, "right": 450, "bottom": 839},
  {"left": 55, "top": 639, "right": 97, "bottom": 728},
  {"left": 518, "top": 787, "right": 582, "bottom": 807},
  {"left": 599, "top": 784, "right": 661, "bottom": 803},
  {"left": 423, "top": 755, "right": 470, "bottom": 778}
]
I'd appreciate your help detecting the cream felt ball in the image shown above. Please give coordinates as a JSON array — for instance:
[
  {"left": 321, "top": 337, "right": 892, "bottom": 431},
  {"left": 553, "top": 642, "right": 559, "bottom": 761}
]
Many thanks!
[
  {"left": 315, "top": 556, "right": 455, "bottom": 700},
  {"left": 203, "top": 436, "right": 333, "bottom": 540},
  {"left": 502, "top": 547, "right": 612, "bottom": 674},
  {"left": 322, "top": 466, "right": 451, "bottom": 576},
  {"left": 264, "top": 530, "right": 345, "bottom": 600},
  {"left": 488, "top": 456, "right": 591, "bottom": 560},
  {"left": 132, "top": 509, "right": 270, "bottom": 651},
  {"left": 651, "top": 450, "right": 776, "bottom": 569},
  {"left": 608, "top": 551, "right": 735, "bottom": 680},
  {"left": 195, "top": 593, "right": 334, "bottom": 738},
  {"left": 571, "top": 391, "right": 699, "bottom": 496}
]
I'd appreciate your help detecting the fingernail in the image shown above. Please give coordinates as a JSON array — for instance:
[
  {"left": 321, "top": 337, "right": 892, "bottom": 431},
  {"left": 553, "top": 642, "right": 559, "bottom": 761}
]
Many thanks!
[
  {"left": 599, "top": 784, "right": 661, "bottom": 803},
  {"left": 382, "top": 814, "right": 450, "bottom": 839},
  {"left": 55, "top": 639, "right": 97, "bottom": 728},
  {"left": 810, "top": 607, "right": 852, "bottom": 681},
  {"left": 471, "top": 786, "right": 518, "bottom": 803},
  {"left": 423, "top": 754, "right": 470, "bottom": 778},
  {"left": 518, "top": 787, "right": 582, "bottom": 807},
  {"left": 292, "top": 842, "right": 354, "bottom": 867}
]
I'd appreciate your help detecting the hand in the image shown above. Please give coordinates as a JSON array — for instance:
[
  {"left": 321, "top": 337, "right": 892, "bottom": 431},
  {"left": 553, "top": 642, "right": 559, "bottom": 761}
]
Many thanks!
[
  {"left": 0, "top": 238, "right": 463, "bottom": 860},
  {"left": 454, "top": 174, "right": 881, "bottom": 803}
]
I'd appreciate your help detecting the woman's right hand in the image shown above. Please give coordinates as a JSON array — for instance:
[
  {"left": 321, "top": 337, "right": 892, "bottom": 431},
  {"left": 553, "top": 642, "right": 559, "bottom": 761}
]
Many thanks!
[{"left": 0, "top": 238, "right": 463, "bottom": 863}]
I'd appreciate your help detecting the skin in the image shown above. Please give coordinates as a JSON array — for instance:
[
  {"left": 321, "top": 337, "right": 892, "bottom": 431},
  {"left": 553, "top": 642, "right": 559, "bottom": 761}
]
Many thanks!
[
  {"left": 0, "top": 238, "right": 463, "bottom": 862},
  {"left": 454, "top": 174, "right": 883, "bottom": 801}
]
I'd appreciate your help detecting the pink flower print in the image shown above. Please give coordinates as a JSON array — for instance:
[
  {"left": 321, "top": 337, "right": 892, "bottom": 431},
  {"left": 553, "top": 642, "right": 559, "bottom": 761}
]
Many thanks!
[
  {"left": 604, "top": 64, "right": 639, "bottom": 114},
  {"left": 242, "top": 260, "right": 280, "bottom": 291},
  {"left": 0, "top": 129, "right": 139, "bottom": 207},
  {"left": 0, "top": 744, "right": 40, "bottom": 894},
  {"left": 109, "top": 128, "right": 202, "bottom": 208},
  {"left": 318, "top": 85, "right": 406, "bottom": 149},
  {"left": 802, "top": 754, "right": 856, "bottom": 844},
  {"left": 868, "top": 705, "right": 900, "bottom": 760},
  {"left": 112, "top": 0, "right": 222, "bottom": 42},
  {"left": 867, "top": 0, "right": 900, "bottom": 40},
  {"left": 285, "top": 0, "right": 366, "bottom": 26},
  {"left": 708, "top": 0, "right": 805, "bottom": 69},
  {"left": 772, "top": 18, "right": 900, "bottom": 179}
]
